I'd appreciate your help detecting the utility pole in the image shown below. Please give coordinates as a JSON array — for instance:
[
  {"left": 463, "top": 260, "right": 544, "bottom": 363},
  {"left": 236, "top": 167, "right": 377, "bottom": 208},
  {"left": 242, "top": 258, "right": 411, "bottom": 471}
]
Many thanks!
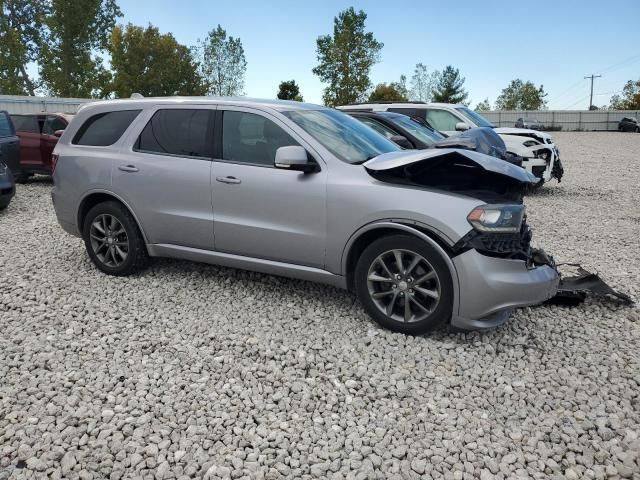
[{"left": 584, "top": 74, "right": 602, "bottom": 110}]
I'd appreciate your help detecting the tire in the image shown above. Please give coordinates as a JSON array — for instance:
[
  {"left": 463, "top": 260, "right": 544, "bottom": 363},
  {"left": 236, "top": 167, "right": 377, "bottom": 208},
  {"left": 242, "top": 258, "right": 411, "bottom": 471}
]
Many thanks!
[
  {"left": 82, "top": 201, "right": 148, "bottom": 276},
  {"left": 354, "top": 234, "right": 453, "bottom": 335}
]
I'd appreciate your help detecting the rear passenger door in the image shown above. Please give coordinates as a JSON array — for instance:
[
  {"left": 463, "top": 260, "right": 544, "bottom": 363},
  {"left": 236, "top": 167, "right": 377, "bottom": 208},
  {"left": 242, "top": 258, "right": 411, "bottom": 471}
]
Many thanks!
[
  {"left": 111, "top": 106, "right": 215, "bottom": 250},
  {"left": 211, "top": 107, "right": 327, "bottom": 268},
  {"left": 41, "top": 115, "right": 68, "bottom": 171},
  {"left": 10, "top": 114, "right": 41, "bottom": 170}
]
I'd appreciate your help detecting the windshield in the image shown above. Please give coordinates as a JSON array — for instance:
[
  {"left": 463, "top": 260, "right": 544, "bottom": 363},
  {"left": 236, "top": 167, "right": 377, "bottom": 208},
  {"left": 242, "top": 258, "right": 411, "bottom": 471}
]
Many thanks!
[
  {"left": 283, "top": 109, "right": 399, "bottom": 164},
  {"left": 455, "top": 106, "right": 495, "bottom": 128},
  {"left": 384, "top": 113, "right": 445, "bottom": 145}
]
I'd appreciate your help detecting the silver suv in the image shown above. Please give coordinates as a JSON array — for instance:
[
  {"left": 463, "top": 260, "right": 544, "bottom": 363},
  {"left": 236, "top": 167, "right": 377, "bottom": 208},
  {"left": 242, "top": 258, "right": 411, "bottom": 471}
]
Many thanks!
[{"left": 52, "top": 98, "right": 559, "bottom": 334}]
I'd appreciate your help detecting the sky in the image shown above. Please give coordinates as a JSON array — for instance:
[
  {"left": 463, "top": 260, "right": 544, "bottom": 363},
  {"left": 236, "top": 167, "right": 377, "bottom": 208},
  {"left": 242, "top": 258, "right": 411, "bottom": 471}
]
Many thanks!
[{"left": 116, "top": 0, "right": 640, "bottom": 109}]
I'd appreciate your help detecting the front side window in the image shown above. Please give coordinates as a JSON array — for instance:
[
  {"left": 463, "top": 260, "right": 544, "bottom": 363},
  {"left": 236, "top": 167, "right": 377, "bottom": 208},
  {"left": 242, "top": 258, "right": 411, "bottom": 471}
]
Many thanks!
[
  {"left": 385, "top": 114, "right": 445, "bottom": 145},
  {"left": 136, "top": 109, "right": 212, "bottom": 158},
  {"left": 10, "top": 115, "right": 39, "bottom": 133},
  {"left": 455, "top": 106, "right": 495, "bottom": 128},
  {"left": 356, "top": 117, "right": 397, "bottom": 140},
  {"left": 426, "top": 109, "right": 463, "bottom": 131},
  {"left": 283, "top": 109, "right": 399, "bottom": 164},
  {"left": 43, "top": 115, "right": 68, "bottom": 135},
  {"left": 73, "top": 110, "right": 141, "bottom": 146},
  {"left": 222, "top": 111, "right": 299, "bottom": 166},
  {"left": 0, "top": 113, "right": 13, "bottom": 137}
]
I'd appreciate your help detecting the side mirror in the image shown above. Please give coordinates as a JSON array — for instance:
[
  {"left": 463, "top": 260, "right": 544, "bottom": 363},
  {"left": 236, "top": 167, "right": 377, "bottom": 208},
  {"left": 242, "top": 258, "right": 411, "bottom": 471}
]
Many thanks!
[
  {"left": 274, "top": 146, "right": 317, "bottom": 173},
  {"left": 455, "top": 122, "right": 470, "bottom": 131},
  {"left": 54, "top": 129, "right": 65, "bottom": 138},
  {"left": 390, "top": 135, "right": 413, "bottom": 149}
]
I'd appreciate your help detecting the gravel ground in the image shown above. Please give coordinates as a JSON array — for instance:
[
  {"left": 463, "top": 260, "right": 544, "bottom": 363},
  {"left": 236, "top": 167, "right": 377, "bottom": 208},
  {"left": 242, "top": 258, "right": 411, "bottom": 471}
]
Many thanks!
[{"left": 1, "top": 132, "right": 639, "bottom": 480}]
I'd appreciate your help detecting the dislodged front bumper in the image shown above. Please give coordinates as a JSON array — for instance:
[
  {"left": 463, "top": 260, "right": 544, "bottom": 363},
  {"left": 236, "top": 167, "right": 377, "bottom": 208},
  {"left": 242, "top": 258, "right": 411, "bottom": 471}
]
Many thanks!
[{"left": 450, "top": 249, "right": 560, "bottom": 330}]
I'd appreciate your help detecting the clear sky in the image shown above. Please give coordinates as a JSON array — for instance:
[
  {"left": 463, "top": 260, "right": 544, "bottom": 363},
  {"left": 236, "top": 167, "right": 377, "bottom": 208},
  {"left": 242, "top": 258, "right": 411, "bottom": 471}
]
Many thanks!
[{"left": 117, "top": 0, "right": 640, "bottom": 109}]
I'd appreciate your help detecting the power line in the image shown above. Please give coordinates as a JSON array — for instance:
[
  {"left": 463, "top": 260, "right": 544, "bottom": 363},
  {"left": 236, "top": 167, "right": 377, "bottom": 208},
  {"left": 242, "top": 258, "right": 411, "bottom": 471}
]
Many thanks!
[{"left": 584, "top": 74, "right": 602, "bottom": 110}]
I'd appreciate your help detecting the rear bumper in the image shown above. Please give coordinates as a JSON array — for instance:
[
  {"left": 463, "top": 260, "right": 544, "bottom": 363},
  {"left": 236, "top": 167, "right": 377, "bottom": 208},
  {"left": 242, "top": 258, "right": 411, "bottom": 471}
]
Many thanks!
[{"left": 451, "top": 249, "right": 560, "bottom": 330}]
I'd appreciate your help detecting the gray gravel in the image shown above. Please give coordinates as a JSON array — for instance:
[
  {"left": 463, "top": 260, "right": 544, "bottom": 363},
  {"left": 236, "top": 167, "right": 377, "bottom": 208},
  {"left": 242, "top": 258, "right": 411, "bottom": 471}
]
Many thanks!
[{"left": 1, "top": 132, "right": 639, "bottom": 480}]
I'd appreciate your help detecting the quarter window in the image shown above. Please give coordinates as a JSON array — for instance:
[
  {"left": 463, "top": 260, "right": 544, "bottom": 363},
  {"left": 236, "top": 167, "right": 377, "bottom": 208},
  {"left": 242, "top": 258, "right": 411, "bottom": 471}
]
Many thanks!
[
  {"left": 73, "top": 110, "right": 141, "bottom": 146},
  {"left": 426, "top": 109, "right": 462, "bottom": 131},
  {"left": 135, "top": 109, "right": 212, "bottom": 158},
  {"left": 222, "top": 111, "right": 298, "bottom": 166}
]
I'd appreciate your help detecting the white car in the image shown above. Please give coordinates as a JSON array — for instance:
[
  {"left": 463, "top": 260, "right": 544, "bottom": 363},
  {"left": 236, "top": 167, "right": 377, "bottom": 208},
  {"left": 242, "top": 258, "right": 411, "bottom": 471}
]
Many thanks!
[{"left": 338, "top": 103, "right": 563, "bottom": 187}]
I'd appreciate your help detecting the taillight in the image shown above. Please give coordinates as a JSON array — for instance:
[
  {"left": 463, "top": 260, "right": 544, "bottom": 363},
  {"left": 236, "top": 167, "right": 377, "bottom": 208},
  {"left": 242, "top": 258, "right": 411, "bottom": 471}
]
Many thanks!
[{"left": 51, "top": 153, "right": 59, "bottom": 173}]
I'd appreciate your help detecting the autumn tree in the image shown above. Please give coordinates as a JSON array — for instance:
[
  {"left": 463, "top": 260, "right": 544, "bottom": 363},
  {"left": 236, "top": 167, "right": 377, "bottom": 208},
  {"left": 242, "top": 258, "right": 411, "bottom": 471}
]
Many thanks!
[
  {"left": 109, "top": 23, "right": 204, "bottom": 98},
  {"left": 313, "top": 7, "right": 383, "bottom": 106},
  {"left": 276, "top": 80, "right": 303, "bottom": 101},
  {"left": 196, "top": 25, "right": 247, "bottom": 96},
  {"left": 369, "top": 82, "right": 407, "bottom": 102},
  {"left": 431, "top": 66, "right": 468, "bottom": 104},
  {"left": 475, "top": 98, "right": 491, "bottom": 111},
  {"left": 39, "top": 0, "right": 121, "bottom": 98},
  {"left": 495, "top": 79, "right": 547, "bottom": 110},
  {"left": 609, "top": 79, "right": 640, "bottom": 110}
]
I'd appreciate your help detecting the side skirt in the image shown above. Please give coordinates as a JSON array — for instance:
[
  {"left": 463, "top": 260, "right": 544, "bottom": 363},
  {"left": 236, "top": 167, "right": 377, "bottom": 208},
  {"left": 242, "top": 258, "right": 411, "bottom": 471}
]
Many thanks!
[{"left": 147, "top": 244, "right": 347, "bottom": 290}]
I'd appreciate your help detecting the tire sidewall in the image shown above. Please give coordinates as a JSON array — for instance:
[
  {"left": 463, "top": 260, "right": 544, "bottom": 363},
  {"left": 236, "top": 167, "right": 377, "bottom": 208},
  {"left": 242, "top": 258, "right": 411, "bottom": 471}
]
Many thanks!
[
  {"left": 82, "top": 202, "right": 144, "bottom": 276},
  {"left": 354, "top": 234, "right": 454, "bottom": 335}
]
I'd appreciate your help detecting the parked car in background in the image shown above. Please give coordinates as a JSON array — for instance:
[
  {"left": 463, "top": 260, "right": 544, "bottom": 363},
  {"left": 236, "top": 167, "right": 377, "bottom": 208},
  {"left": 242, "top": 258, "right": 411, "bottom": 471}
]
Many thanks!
[
  {"left": 52, "top": 97, "right": 560, "bottom": 335},
  {"left": 515, "top": 117, "right": 544, "bottom": 130},
  {"left": 0, "top": 159, "right": 16, "bottom": 210},
  {"left": 10, "top": 112, "right": 72, "bottom": 182},
  {"left": 618, "top": 117, "right": 639, "bottom": 132},
  {"left": 347, "top": 111, "right": 522, "bottom": 165},
  {"left": 338, "top": 102, "right": 563, "bottom": 186},
  {"left": 0, "top": 111, "right": 19, "bottom": 209}
]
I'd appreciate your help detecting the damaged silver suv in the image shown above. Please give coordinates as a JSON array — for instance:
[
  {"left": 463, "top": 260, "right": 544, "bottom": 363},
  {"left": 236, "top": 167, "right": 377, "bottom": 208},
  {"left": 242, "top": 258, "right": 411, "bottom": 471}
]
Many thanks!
[{"left": 51, "top": 98, "right": 559, "bottom": 334}]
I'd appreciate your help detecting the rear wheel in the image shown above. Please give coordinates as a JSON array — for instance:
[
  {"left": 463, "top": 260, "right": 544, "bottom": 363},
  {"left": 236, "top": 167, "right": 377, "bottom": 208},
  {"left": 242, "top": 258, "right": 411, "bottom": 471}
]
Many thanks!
[
  {"left": 82, "top": 201, "right": 148, "bottom": 276},
  {"left": 354, "top": 234, "right": 453, "bottom": 335}
]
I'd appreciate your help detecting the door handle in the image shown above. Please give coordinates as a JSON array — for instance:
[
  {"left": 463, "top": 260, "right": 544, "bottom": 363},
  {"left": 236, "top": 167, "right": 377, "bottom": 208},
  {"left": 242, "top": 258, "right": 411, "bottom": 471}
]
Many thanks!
[
  {"left": 216, "top": 176, "right": 241, "bottom": 184},
  {"left": 118, "top": 165, "right": 139, "bottom": 173}
]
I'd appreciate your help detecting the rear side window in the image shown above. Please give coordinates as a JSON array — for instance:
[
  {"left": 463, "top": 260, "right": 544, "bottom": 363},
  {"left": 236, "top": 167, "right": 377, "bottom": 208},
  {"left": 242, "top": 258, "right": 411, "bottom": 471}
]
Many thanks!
[
  {"left": 135, "top": 109, "right": 212, "bottom": 158},
  {"left": 73, "top": 110, "right": 141, "bottom": 146},
  {"left": 10, "top": 115, "right": 39, "bottom": 133},
  {"left": 43, "top": 115, "right": 68, "bottom": 135},
  {"left": 0, "top": 113, "right": 13, "bottom": 137}
]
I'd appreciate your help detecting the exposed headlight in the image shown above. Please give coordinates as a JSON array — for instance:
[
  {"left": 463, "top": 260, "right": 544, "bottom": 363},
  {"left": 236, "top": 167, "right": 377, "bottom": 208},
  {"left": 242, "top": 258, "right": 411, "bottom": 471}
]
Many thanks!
[
  {"left": 523, "top": 140, "right": 539, "bottom": 147},
  {"left": 467, "top": 204, "right": 525, "bottom": 233}
]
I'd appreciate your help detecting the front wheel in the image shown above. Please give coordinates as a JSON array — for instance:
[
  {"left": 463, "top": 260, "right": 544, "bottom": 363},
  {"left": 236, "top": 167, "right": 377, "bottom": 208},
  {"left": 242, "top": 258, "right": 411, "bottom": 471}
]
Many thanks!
[
  {"left": 354, "top": 234, "right": 453, "bottom": 335},
  {"left": 82, "top": 201, "right": 149, "bottom": 276}
]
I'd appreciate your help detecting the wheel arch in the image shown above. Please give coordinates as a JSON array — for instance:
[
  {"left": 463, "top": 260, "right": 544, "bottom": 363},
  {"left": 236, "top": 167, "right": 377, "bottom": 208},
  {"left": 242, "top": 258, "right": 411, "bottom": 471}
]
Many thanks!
[{"left": 76, "top": 190, "right": 149, "bottom": 244}]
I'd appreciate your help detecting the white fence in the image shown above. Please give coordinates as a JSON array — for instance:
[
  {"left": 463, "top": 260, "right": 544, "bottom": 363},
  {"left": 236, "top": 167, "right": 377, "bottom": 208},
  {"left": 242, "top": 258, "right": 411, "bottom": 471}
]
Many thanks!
[
  {"left": 0, "top": 95, "right": 91, "bottom": 114},
  {"left": 482, "top": 110, "right": 640, "bottom": 131}
]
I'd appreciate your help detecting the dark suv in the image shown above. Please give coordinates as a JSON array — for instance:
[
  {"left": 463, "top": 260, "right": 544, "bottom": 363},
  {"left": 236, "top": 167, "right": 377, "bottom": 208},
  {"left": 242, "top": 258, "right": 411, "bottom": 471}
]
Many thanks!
[
  {"left": 618, "top": 117, "right": 639, "bottom": 132},
  {"left": 10, "top": 112, "right": 72, "bottom": 181},
  {"left": 0, "top": 111, "right": 18, "bottom": 209}
]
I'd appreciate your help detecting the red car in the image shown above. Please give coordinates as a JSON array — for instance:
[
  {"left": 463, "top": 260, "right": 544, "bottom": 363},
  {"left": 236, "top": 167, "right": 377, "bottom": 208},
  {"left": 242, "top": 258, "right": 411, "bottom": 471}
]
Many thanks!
[{"left": 10, "top": 113, "right": 73, "bottom": 182}]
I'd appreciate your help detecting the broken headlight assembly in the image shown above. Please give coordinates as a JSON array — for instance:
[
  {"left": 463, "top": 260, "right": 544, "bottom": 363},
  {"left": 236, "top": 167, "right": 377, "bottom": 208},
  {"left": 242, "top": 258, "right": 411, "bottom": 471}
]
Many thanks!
[{"left": 467, "top": 204, "right": 525, "bottom": 233}]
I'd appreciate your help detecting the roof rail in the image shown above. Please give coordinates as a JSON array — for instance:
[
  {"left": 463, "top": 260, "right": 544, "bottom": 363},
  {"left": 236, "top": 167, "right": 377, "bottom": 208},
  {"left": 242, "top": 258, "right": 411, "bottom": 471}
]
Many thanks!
[{"left": 344, "top": 101, "right": 427, "bottom": 106}]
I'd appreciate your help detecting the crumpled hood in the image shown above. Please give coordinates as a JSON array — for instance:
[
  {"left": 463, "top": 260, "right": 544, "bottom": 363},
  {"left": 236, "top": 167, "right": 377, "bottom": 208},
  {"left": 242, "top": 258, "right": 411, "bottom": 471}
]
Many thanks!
[
  {"left": 364, "top": 148, "right": 537, "bottom": 184},
  {"left": 433, "top": 126, "right": 508, "bottom": 160},
  {"left": 495, "top": 127, "right": 554, "bottom": 144}
]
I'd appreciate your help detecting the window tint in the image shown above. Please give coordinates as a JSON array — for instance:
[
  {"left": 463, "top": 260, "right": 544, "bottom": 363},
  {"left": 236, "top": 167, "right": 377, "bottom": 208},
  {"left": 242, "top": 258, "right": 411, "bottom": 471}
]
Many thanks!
[
  {"left": 73, "top": 110, "right": 141, "bottom": 146},
  {"left": 0, "top": 113, "right": 13, "bottom": 137},
  {"left": 222, "top": 111, "right": 299, "bottom": 166},
  {"left": 10, "top": 115, "right": 40, "bottom": 133},
  {"left": 43, "top": 115, "right": 67, "bottom": 135},
  {"left": 136, "top": 109, "right": 212, "bottom": 158},
  {"left": 426, "top": 109, "right": 462, "bottom": 131},
  {"left": 356, "top": 117, "right": 397, "bottom": 139}
]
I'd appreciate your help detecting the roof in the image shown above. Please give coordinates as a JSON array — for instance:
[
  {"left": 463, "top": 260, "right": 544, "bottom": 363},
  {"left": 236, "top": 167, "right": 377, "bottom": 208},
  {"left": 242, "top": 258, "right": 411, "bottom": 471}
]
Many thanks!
[
  {"left": 79, "top": 96, "right": 328, "bottom": 113},
  {"left": 339, "top": 102, "right": 467, "bottom": 109}
]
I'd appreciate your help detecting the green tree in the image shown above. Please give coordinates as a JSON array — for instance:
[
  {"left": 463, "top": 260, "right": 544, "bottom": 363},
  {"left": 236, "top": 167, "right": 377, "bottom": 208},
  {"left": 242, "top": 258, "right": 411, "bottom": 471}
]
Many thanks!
[
  {"left": 277, "top": 80, "right": 303, "bottom": 101},
  {"left": 196, "top": 25, "right": 247, "bottom": 96},
  {"left": 475, "top": 98, "right": 491, "bottom": 111},
  {"left": 0, "top": 0, "right": 47, "bottom": 95},
  {"left": 431, "top": 66, "right": 468, "bottom": 104},
  {"left": 109, "top": 23, "right": 204, "bottom": 98},
  {"left": 409, "top": 63, "right": 437, "bottom": 102},
  {"left": 312, "top": 7, "right": 383, "bottom": 106},
  {"left": 369, "top": 82, "right": 407, "bottom": 102},
  {"left": 39, "top": 0, "right": 121, "bottom": 97},
  {"left": 609, "top": 79, "right": 640, "bottom": 110},
  {"left": 495, "top": 79, "right": 547, "bottom": 110}
]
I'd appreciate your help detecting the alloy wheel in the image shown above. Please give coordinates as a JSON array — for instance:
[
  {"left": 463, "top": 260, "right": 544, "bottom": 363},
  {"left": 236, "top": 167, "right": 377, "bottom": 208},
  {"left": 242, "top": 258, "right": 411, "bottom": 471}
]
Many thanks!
[{"left": 89, "top": 214, "right": 129, "bottom": 268}]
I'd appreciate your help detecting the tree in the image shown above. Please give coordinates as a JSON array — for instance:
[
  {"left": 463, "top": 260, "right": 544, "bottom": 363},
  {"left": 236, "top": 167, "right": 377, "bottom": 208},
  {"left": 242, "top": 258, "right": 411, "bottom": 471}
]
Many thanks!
[
  {"left": 609, "top": 79, "right": 640, "bottom": 110},
  {"left": 475, "top": 98, "right": 491, "bottom": 111},
  {"left": 109, "top": 23, "right": 204, "bottom": 98},
  {"left": 196, "top": 25, "right": 246, "bottom": 96},
  {"left": 431, "top": 66, "right": 468, "bottom": 104},
  {"left": 369, "top": 82, "right": 407, "bottom": 102},
  {"left": 0, "top": 0, "right": 47, "bottom": 95},
  {"left": 312, "top": 7, "right": 383, "bottom": 106},
  {"left": 495, "top": 79, "right": 548, "bottom": 110},
  {"left": 409, "top": 63, "right": 437, "bottom": 102},
  {"left": 277, "top": 80, "right": 303, "bottom": 101},
  {"left": 39, "top": 0, "right": 121, "bottom": 98}
]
